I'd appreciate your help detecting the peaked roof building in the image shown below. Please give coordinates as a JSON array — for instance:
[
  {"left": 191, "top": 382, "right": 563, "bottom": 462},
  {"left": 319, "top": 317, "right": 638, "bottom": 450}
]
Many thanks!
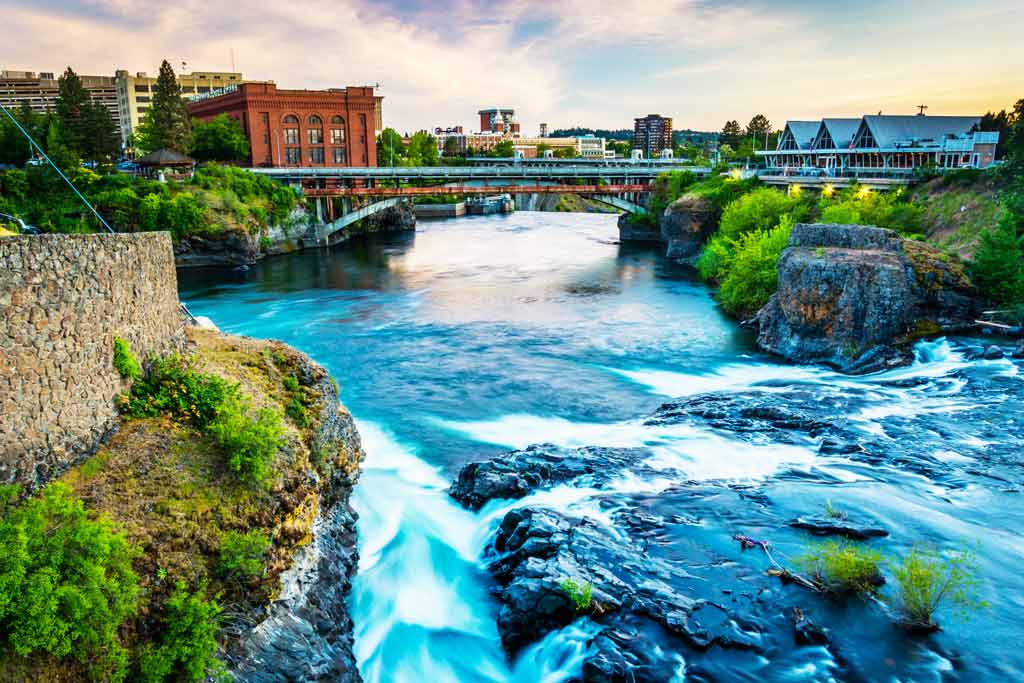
[{"left": 758, "top": 113, "right": 999, "bottom": 175}]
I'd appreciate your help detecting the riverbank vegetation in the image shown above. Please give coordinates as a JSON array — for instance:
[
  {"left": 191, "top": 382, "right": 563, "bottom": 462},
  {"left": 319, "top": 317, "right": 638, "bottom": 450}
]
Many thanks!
[
  {"left": 0, "top": 329, "right": 356, "bottom": 681},
  {"left": 0, "top": 162, "right": 301, "bottom": 238}
]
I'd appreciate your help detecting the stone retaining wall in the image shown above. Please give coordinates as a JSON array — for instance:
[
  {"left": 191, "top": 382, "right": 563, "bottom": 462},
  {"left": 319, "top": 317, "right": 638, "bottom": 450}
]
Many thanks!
[{"left": 0, "top": 232, "right": 186, "bottom": 486}]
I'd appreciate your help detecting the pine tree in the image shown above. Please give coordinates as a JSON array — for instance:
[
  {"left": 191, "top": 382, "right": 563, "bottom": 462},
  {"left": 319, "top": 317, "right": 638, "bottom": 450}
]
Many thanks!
[
  {"left": 137, "top": 60, "right": 191, "bottom": 154},
  {"left": 720, "top": 120, "right": 742, "bottom": 149},
  {"left": 971, "top": 215, "right": 1024, "bottom": 306},
  {"left": 55, "top": 67, "right": 91, "bottom": 155},
  {"left": 82, "top": 101, "right": 120, "bottom": 162}
]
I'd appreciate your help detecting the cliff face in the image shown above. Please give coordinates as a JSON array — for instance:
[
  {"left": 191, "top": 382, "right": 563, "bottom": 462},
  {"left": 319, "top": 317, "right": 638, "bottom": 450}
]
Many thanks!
[{"left": 756, "top": 224, "right": 977, "bottom": 373}]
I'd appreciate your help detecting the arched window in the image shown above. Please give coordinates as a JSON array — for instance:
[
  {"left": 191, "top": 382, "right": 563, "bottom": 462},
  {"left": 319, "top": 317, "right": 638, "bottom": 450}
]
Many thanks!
[
  {"left": 282, "top": 115, "right": 299, "bottom": 146},
  {"left": 308, "top": 114, "right": 323, "bottom": 145},
  {"left": 330, "top": 115, "right": 346, "bottom": 145}
]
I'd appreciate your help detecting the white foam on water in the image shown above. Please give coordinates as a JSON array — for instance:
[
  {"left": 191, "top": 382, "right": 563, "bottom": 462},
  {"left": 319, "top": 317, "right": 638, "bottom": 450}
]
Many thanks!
[{"left": 352, "top": 419, "right": 603, "bottom": 683}]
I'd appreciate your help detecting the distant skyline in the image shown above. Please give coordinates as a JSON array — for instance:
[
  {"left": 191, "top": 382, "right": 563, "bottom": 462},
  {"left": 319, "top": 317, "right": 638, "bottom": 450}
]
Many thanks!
[{"left": 3, "top": 0, "right": 1023, "bottom": 135}]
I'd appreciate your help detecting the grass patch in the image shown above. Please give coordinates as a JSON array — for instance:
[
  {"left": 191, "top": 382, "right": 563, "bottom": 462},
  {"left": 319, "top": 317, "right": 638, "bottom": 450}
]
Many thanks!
[
  {"left": 892, "top": 544, "right": 987, "bottom": 631},
  {"left": 113, "top": 336, "right": 142, "bottom": 380},
  {"left": 798, "top": 539, "right": 884, "bottom": 594},
  {"left": 560, "top": 578, "right": 593, "bottom": 613}
]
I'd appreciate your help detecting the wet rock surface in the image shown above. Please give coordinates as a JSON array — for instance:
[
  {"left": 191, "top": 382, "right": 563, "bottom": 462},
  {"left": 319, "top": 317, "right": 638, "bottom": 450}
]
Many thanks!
[
  {"left": 660, "top": 195, "right": 715, "bottom": 263},
  {"left": 616, "top": 213, "right": 661, "bottom": 243},
  {"left": 755, "top": 224, "right": 977, "bottom": 374},
  {"left": 451, "top": 350, "right": 1024, "bottom": 681},
  {"left": 450, "top": 444, "right": 650, "bottom": 510}
]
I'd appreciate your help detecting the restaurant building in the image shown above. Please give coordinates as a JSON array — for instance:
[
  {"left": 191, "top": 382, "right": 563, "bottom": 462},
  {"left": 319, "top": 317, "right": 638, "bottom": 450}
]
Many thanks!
[
  {"left": 759, "top": 114, "right": 1000, "bottom": 175},
  {"left": 187, "top": 82, "right": 379, "bottom": 168}
]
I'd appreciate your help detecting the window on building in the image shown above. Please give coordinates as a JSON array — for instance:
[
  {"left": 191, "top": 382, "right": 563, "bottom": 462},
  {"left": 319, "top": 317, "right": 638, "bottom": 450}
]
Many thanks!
[
  {"left": 134, "top": 84, "right": 149, "bottom": 93},
  {"left": 284, "top": 128, "right": 299, "bottom": 145},
  {"left": 308, "top": 115, "right": 323, "bottom": 145},
  {"left": 136, "top": 96, "right": 150, "bottom": 103},
  {"left": 332, "top": 147, "right": 347, "bottom": 164},
  {"left": 285, "top": 148, "right": 301, "bottom": 164},
  {"left": 330, "top": 128, "right": 345, "bottom": 144},
  {"left": 197, "top": 86, "right": 210, "bottom": 93},
  {"left": 310, "top": 147, "right": 325, "bottom": 164},
  {"left": 181, "top": 86, "right": 194, "bottom": 93}
]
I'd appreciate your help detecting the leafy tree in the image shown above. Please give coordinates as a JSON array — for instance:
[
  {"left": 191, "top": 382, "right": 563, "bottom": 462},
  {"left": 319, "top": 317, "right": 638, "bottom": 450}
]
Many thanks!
[
  {"left": 135, "top": 60, "right": 191, "bottom": 154},
  {"left": 1002, "top": 98, "right": 1024, "bottom": 174},
  {"left": 491, "top": 140, "right": 514, "bottom": 157},
  {"left": 189, "top": 114, "right": 250, "bottom": 162},
  {"left": 376, "top": 127, "right": 405, "bottom": 166},
  {"left": 978, "top": 108, "right": 1015, "bottom": 160},
  {"left": 442, "top": 136, "right": 461, "bottom": 158},
  {"left": 553, "top": 146, "right": 576, "bottom": 159},
  {"left": 720, "top": 120, "right": 743, "bottom": 149},
  {"left": 405, "top": 130, "right": 438, "bottom": 166}
]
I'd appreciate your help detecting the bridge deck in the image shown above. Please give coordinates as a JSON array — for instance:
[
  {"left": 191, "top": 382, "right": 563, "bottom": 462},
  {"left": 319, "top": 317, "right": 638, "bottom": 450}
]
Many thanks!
[
  {"left": 303, "top": 183, "right": 650, "bottom": 197},
  {"left": 253, "top": 165, "right": 710, "bottom": 181}
]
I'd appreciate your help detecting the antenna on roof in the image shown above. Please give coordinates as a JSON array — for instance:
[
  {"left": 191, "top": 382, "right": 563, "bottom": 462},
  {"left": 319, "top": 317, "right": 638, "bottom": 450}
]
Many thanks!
[{"left": 916, "top": 104, "right": 928, "bottom": 116}]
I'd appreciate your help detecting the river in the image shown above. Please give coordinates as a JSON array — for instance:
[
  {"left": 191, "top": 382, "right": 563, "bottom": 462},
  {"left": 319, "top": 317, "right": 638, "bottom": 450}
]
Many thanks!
[{"left": 178, "top": 211, "right": 1024, "bottom": 682}]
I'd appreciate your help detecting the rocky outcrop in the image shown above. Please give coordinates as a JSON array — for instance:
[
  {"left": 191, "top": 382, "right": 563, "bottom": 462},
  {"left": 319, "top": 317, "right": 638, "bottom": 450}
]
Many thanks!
[
  {"left": 450, "top": 444, "right": 649, "bottom": 510},
  {"left": 755, "top": 223, "right": 977, "bottom": 373},
  {"left": 223, "top": 339, "right": 364, "bottom": 682},
  {"left": 174, "top": 201, "right": 416, "bottom": 268},
  {"left": 659, "top": 194, "right": 715, "bottom": 262},
  {"left": 616, "top": 213, "right": 660, "bottom": 242}
]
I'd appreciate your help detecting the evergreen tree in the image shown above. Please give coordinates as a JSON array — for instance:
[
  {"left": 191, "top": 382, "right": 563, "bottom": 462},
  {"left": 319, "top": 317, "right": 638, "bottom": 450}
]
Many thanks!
[
  {"left": 82, "top": 101, "right": 120, "bottom": 162},
  {"left": 55, "top": 67, "right": 91, "bottom": 155},
  {"left": 0, "top": 103, "right": 33, "bottom": 166},
  {"left": 136, "top": 60, "right": 191, "bottom": 154},
  {"left": 745, "top": 114, "right": 773, "bottom": 139},
  {"left": 971, "top": 215, "right": 1024, "bottom": 306},
  {"left": 720, "top": 120, "right": 742, "bottom": 149}
]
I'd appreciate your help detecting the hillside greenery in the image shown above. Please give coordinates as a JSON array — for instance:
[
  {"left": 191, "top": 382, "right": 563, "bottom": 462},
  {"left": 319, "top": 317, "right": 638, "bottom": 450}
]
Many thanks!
[{"left": 0, "top": 162, "right": 301, "bottom": 238}]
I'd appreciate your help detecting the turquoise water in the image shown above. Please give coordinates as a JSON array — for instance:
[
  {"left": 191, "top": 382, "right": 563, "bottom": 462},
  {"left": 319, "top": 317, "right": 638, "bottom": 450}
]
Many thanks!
[{"left": 179, "top": 211, "right": 1024, "bottom": 682}]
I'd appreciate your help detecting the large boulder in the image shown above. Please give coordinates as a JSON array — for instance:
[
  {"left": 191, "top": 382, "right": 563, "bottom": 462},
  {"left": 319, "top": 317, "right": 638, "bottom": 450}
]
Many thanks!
[
  {"left": 660, "top": 194, "right": 715, "bottom": 262},
  {"left": 616, "top": 213, "right": 661, "bottom": 243},
  {"left": 755, "top": 223, "right": 976, "bottom": 373}
]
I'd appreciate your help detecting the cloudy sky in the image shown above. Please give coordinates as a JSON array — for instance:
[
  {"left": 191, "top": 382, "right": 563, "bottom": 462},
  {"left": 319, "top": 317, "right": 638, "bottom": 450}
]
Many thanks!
[{"left": 3, "top": 0, "right": 1023, "bottom": 134}]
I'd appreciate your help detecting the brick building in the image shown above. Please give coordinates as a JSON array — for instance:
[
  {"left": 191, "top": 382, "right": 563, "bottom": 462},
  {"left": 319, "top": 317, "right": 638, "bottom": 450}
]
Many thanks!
[{"left": 187, "top": 82, "right": 379, "bottom": 168}]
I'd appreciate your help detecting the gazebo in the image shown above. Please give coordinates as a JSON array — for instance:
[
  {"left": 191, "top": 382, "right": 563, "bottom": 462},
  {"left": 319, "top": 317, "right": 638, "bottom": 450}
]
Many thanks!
[{"left": 136, "top": 149, "right": 196, "bottom": 181}]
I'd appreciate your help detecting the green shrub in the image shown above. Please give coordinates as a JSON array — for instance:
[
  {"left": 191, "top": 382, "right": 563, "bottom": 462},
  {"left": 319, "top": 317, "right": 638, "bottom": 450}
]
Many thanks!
[
  {"left": 798, "top": 539, "right": 883, "bottom": 594},
  {"left": 120, "top": 355, "right": 238, "bottom": 428},
  {"left": 820, "top": 203, "right": 863, "bottom": 224},
  {"left": 970, "top": 215, "right": 1024, "bottom": 306},
  {"left": 716, "top": 215, "right": 794, "bottom": 315},
  {"left": 0, "top": 483, "right": 139, "bottom": 681},
  {"left": 818, "top": 186, "right": 924, "bottom": 235},
  {"left": 136, "top": 582, "right": 226, "bottom": 683},
  {"left": 559, "top": 578, "right": 593, "bottom": 612},
  {"left": 113, "top": 336, "right": 142, "bottom": 380},
  {"left": 892, "top": 545, "right": 986, "bottom": 631},
  {"left": 207, "top": 400, "right": 284, "bottom": 487},
  {"left": 282, "top": 375, "right": 300, "bottom": 393},
  {"left": 695, "top": 232, "right": 734, "bottom": 282},
  {"left": 217, "top": 530, "right": 270, "bottom": 580},
  {"left": 285, "top": 397, "right": 309, "bottom": 427},
  {"left": 719, "top": 187, "right": 808, "bottom": 239}
]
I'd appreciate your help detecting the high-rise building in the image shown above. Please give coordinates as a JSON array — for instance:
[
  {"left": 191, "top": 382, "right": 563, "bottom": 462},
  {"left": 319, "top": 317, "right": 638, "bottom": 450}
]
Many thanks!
[
  {"left": 633, "top": 114, "right": 673, "bottom": 156},
  {"left": 0, "top": 69, "right": 121, "bottom": 139},
  {"left": 539, "top": 123, "right": 548, "bottom": 137},
  {"left": 187, "top": 82, "right": 379, "bottom": 168},
  {"left": 116, "top": 69, "right": 245, "bottom": 147}
]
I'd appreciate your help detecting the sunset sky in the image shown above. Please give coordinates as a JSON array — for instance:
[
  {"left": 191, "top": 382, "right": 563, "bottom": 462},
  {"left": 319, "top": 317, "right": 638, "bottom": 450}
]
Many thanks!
[{"left": 3, "top": 0, "right": 1023, "bottom": 135}]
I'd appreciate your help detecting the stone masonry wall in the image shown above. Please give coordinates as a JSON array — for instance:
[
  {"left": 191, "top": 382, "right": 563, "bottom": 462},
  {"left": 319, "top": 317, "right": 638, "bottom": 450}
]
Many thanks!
[{"left": 0, "top": 232, "right": 186, "bottom": 487}]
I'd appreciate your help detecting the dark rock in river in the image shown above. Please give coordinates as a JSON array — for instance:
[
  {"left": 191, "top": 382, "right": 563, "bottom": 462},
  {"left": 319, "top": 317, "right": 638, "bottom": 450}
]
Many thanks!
[
  {"left": 788, "top": 516, "right": 889, "bottom": 540},
  {"left": 979, "top": 344, "right": 1004, "bottom": 360},
  {"left": 755, "top": 223, "right": 977, "bottom": 374},
  {"left": 449, "top": 444, "right": 650, "bottom": 510},
  {"left": 617, "top": 213, "right": 661, "bottom": 243},
  {"left": 660, "top": 194, "right": 715, "bottom": 263},
  {"left": 1014, "top": 340, "right": 1024, "bottom": 359}
]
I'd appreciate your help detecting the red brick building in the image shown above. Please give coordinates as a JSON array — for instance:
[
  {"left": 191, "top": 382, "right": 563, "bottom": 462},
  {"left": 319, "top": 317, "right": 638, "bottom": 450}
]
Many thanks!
[{"left": 187, "top": 82, "right": 378, "bottom": 168}]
